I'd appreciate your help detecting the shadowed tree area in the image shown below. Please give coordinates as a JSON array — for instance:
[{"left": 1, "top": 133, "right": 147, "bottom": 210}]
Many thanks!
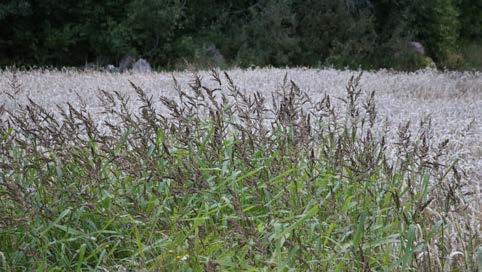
[{"left": 0, "top": 0, "right": 480, "bottom": 70}]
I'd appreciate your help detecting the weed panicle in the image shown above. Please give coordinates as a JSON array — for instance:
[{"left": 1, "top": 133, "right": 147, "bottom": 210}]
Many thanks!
[{"left": 0, "top": 69, "right": 479, "bottom": 271}]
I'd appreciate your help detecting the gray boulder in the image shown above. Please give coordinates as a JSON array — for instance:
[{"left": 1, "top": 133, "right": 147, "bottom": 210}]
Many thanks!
[
  {"left": 119, "top": 55, "right": 136, "bottom": 72},
  {"left": 106, "top": 64, "right": 118, "bottom": 73},
  {"left": 408, "top": 41, "right": 425, "bottom": 55},
  {"left": 205, "top": 44, "right": 225, "bottom": 65},
  {"left": 132, "top": 58, "right": 152, "bottom": 73}
]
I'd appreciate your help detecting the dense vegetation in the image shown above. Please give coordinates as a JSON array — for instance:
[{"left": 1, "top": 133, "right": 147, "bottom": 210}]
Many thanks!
[
  {"left": 0, "top": 0, "right": 481, "bottom": 70},
  {"left": 0, "top": 70, "right": 478, "bottom": 271}
]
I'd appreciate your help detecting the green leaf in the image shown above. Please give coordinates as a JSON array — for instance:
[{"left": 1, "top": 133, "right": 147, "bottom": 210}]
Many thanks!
[
  {"left": 353, "top": 211, "right": 367, "bottom": 247},
  {"left": 38, "top": 208, "right": 72, "bottom": 236},
  {"left": 76, "top": 243, "right": 87, "bottom": 272}
]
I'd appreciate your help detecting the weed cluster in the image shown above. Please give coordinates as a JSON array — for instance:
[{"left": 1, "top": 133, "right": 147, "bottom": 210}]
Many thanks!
[{"left": 0, "top": 70, "right": 479, "bottom": 271}]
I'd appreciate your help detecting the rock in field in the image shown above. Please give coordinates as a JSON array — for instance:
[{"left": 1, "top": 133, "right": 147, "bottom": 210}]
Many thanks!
[
  {"left": 132, "top": 58, "right": 152, "bottom": 73},
  {"left": 119, "top": 55, "right": 136, "bottom": 72},
  {"left": 408, "top": 41, "right": 425, "bottom": 55},
  {"left": 106, "top": 64, "right": 118, "bottom": 73},
  {"left": 205, "top": 44, "right": 225, "bottom": 65}
]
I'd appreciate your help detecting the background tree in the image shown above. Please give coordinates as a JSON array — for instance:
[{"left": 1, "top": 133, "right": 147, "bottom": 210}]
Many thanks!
[
  {"left": 294, "top": 0, "right": 377, "bottom": 68},
  {"left": 0, "top": 1, "right": 37, "bottom": 66},
  {"left": 412, "top": 0, "right": 460, "bottom": 66},
  {"left": 0, "top": 0, "right": 480, "bottom": 70},
  {"left": 235, "top": 0, "right": 299, "bottom": 67}
]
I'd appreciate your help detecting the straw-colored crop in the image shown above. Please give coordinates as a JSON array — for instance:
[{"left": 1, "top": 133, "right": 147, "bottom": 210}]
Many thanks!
[{"left": 2, "top": 68, "right": 480, "bottom": 188}]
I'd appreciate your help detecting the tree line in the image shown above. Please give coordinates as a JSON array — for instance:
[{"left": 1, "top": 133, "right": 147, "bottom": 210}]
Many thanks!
[{"left": 0, "top": 0, "right": 480, "bottom": 70}]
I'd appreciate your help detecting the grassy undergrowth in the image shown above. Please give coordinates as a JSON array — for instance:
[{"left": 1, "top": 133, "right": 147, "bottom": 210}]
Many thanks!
[{"left": 0, "top": 70, "right": 479, "bottom": 271}]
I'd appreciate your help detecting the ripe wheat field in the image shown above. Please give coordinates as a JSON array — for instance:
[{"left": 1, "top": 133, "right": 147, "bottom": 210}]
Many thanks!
[
  {"left": 1, "top": 68, "right": 480, "bottom": 187},
  {"left": 0, "top": 67, "right": 481, "bottom": 270}
]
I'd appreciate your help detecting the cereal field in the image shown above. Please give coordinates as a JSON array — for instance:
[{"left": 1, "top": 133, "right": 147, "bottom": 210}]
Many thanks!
[{"left": 2, "top": 68, "right": 480, "bottom": 186}]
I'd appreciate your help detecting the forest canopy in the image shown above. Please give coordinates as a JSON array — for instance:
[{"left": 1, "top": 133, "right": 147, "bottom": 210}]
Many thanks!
[{"left": 0, "top": 0, "right": 480, "bottom": 70}]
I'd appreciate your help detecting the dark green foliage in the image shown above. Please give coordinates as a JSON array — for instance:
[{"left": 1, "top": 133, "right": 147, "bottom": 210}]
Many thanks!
[
  {"left": 123, "top": 0, "right": 183, "bottom": 64},
  {"left": 294, "top": 0, "right": 377, "bottom": 68},
  {"left": 0, "top": 1, "right": 36, "bottom": 65},
  {"left": 370, "top": 0, "right": 417, "bottom": 69},
  {"left": 458, "top": 0, "right": 482, "bottom": 41},
  {"left": 0, "top": 0, "right": 480, "bottom": 69},
  {"left": 236, "top": 0, "right": 299, "bottom": 67},
  {"left": 412, "top": 0, "right": 460, "bottom": 66},
  {"left": 457, "top": 0, "right": 482, "bottom": 70}
]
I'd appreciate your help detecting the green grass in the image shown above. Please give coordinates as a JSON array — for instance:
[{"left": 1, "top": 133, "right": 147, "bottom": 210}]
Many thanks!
[{"left": 0, "top": 71, "right": 478, "bottom": 271}]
